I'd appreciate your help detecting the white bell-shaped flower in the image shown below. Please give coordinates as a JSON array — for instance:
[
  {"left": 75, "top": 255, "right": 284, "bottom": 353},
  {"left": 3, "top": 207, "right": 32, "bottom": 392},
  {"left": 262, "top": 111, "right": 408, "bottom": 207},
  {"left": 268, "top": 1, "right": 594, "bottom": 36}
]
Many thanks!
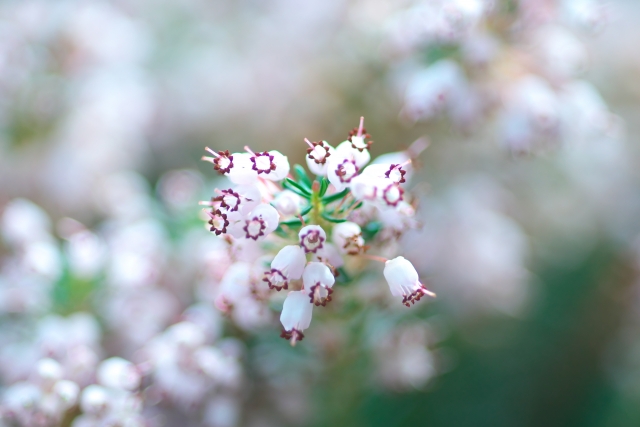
[
  {"left": 350, "top": 175, "right": 404, "bottom": 208},
  {"left": 96, "top": 357, "right": 141, "bottom": 391},
  {"left": 248, "top": 150, "right": 290, "bottom": 181},
  {"left": 213, "top": 186, "right": 260, "bottom": 220},
  {"left": 311, "top": 243, "right": 344, "bottom": 269},
  {"left": 280, "top": 290, "right": 314, "bottom": 345},
  {"left": 263, "top": 245, "right": 307, "bottom": 291},
  {"left": 335, "top": 140, "right": 371, "bottom": 169},
  {"left": 327, "top": 155, "right": 360, "bottom": 192},
  {"left": 337, "top": 117, "right": 373, "bottom": 167},
  {"left": 273, "top": 190, "right": 302, "bottom": 216},
  {"left": 298, "top": 225, "right": 326, "bottom": 254},
  {"left": 225, "top": 152, "right": 259, "bottom": 185},
  {"left": 362, "top": 161, "right": 409, "bottom": 185},
  {"left": 303, "top": 262, "right": 335, "bottom": 306},
  {"left": 332, "top": 222, "right": 365, "bottom": 255},
  {"left": 377, "top": 180, "right": 405, "bottom": 208},
  {"left": 202, "top": 150, "right": 259, "bottom": 186},
  {"left": 383, "top": 256, "right": 435, "bottom": 307},
  {"left": 52, "top": 380, "right": 80, "bottom": 409},
  {"left": 228, "top": 203, "right": 279, "bottom": 241},
  {"left": 305, "top": 140, "right": 335, "bottom": 176}
]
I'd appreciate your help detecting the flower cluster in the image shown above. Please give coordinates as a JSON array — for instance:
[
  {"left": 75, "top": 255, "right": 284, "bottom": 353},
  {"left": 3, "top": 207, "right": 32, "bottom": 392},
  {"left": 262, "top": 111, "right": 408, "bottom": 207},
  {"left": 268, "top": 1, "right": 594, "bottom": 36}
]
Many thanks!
[
  {"left": 201, "top": 118, "right": 435, "bottom": 345},
  {"left": 384, "top": 0, "right": 620, "bottom": 153}
]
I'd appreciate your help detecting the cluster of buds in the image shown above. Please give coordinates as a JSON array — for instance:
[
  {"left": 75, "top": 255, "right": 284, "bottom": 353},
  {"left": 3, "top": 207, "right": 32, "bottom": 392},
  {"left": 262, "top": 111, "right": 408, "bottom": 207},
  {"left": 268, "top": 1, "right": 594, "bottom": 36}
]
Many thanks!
[{"left": 201, "top": 118, "right": 435, "bottom": 345}]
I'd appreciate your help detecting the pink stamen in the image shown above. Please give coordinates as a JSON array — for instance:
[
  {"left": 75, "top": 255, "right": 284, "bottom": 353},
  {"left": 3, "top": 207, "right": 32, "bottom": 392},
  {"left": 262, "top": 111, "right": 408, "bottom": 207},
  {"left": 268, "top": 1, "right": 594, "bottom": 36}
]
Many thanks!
[
  {"left": 204, "top": 147, "right": 221, "bottom": 157},
  {"left": 398, "top": 159, "right": 412, "bottom": 168},
  {"left": 201, "top": 156, "right": 215, "bottom": 163},
  {"left": 244, "top": 146, "right": 256, "bottom": 156},
  {"left": 304, "top": 138, "right": 314, "bottom": 148},
  {"left": 199, "top": 201, "right": 215, "bottom": 206},
  {"left": 408, "top": 137, "right": 430, "bottom": 158},
  {"left": 421, "top": 286, "right": 437, "bottom": 298},
  {"left": 362, "top": 254, "right": 388, "bottom": 263},
  {"left": 357, "top": 116, "right": 365, "bottom": 137}
]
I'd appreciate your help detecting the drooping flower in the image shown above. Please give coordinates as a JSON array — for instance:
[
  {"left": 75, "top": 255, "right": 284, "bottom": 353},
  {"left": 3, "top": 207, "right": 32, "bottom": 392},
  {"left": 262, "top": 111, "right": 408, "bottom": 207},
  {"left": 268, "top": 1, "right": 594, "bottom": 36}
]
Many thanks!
[
  {"left": 383, "top": 256, "right": 436, "bottom": 307},
  {"left": 332, "top": 222, "right": 365, "bottom": 255},
  {"left": 302, "top": 262, "right": 335, "bottom": 306},
  {"left": 263, "top": 245, "right": 307, "bottom": 291},
  {"left": 280, "top": 290, "right": 314, "bottom": 345}
]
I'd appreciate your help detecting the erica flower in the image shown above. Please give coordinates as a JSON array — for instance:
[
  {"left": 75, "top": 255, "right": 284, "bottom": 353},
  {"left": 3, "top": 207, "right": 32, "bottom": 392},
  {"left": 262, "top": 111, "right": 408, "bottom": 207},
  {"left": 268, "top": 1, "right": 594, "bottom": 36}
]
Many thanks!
[
  {"left": 263, "top": 245, "right": 306, "bottom": 291},
  {"left": 327, "top": 156, "right": 360, "bottom": 192},
  {"left": 305, "top": 139, "right": 335, "bottom": 175},
  {"left": 347, "top": 117, "right": 373, "bottom": 152},
  {"left": 303, "top": 262, "right": 335, "bottom": 306},
  {"left": 206, "top": 209, "right": 229, "bottom": 235},
  {"left": 228, "top": 203, "right": 279, "bottom": 241},
  {"left": 248, "top": 149, "right": 290, "bottom": 181},
  {"left": 332, "top": 117, "right": 373, "bottom": 168},
  {"left": 199, "top": 117, "right": 433, "bottom": 344},
  {"left": 213, "top": 186, "right": 260, "bottom": 218},
  {"left": 299, "top": 225, "right": 326, "bottom": 254},
  {"left": 383, "top": 256, "right": 436, "bottom": 307},
  {"left": 280, "top": 290, "right": 313, "bottom": 345},
  {"left": 332, "top": 222, "right": 365, "bottom": 255},
  {"left": 273, "top": 190, "right": 302, "bottom": 216},
  {"left": 202, "top": 149, "right": 254, "bottom": 185}
]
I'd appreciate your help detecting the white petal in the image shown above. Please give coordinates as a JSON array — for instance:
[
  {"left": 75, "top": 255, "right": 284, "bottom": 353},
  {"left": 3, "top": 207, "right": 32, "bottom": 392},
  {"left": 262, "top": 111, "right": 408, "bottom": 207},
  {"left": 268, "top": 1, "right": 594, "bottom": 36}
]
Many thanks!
[
  {"left": 234, "top": 185, "right": 261, "bottom": 215},
  {"left": 302, "top": 262, "right": 335, "bottom": 290},
  {"left": 326, "top": 155, "right": 348, "bottom": 192},
  {"left": 311, "top": 243, "right": 344, "bottom": 268},
  {"left": 336, "top": 140, "right": 371, "bottom": 168},
  {"left": 383, "top": 256, "right": 420, "bottom": 297},
  {"left": 280, "top": 290, "right": 313, "bottom": 332},
  {"left": 265, "top": 151, "right": 290, "bottom": 181},
  {"left": 273, "top": 190, "right": 302, "bottom": 216},
  {"left": 271, "top": 245, "right": 307, "bottom": 279},
  {"left": 227, "top": 153, "right": 258, "bottom": 185},
  {"left": 306, "top": 144, "right": 335, "bottom": 176},
  {"left": 350, "top": 174, "right": 385, "bottom": 201},
  {"left": 298, "top": 225, "right": 327, "bottom": 253},
  {"left": 248, "top": 203, "right": 279, "bottom": 234}
]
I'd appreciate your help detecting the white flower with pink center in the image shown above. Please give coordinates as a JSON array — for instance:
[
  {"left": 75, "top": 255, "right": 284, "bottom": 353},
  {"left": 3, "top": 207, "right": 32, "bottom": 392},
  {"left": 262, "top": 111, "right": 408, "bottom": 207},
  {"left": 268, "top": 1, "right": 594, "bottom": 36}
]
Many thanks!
[
  {"left": 263, "top": 245, "right": 306, "bottom": 291},
  {"left": 298, "top": 225, "right": 326, "bottom": 254},
  {"left": 383, "top": 256, "right": 436, "bottom": 307},
  {"left": 303, "top": 262, "right": 335, "bottom": 306}
]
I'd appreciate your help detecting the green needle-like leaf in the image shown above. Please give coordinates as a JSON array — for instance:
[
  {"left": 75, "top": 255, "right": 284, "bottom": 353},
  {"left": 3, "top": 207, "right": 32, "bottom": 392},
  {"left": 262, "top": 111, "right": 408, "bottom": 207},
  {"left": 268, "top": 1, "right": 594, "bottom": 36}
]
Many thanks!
[
  {"left": 281, "top": 218, "right": 303, "bottom": 227},
  {"left": 321, "top": 212, "right": 348, "bottom": 223},
  {"left": 300, "top": 204, "right": 313, "bottom": 216},
  {"left": 294, "top": 164, "right": 312, "bottom": 189},
  {"left": 282, "top": 178, "right": 311, "bottom": 199},
  {"left": 321, "top": 189, "right": 349, "bottom": 204},
  {"left": 318, "top": 176, "right": 329, "bottom": 197}
]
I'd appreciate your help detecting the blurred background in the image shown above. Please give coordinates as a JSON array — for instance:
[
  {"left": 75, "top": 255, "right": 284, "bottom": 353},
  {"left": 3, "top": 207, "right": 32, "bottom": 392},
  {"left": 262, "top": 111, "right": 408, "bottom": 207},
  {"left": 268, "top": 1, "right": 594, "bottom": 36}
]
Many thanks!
[{"left": 2, "top": 0, "right": 640, "bottom": 426}]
